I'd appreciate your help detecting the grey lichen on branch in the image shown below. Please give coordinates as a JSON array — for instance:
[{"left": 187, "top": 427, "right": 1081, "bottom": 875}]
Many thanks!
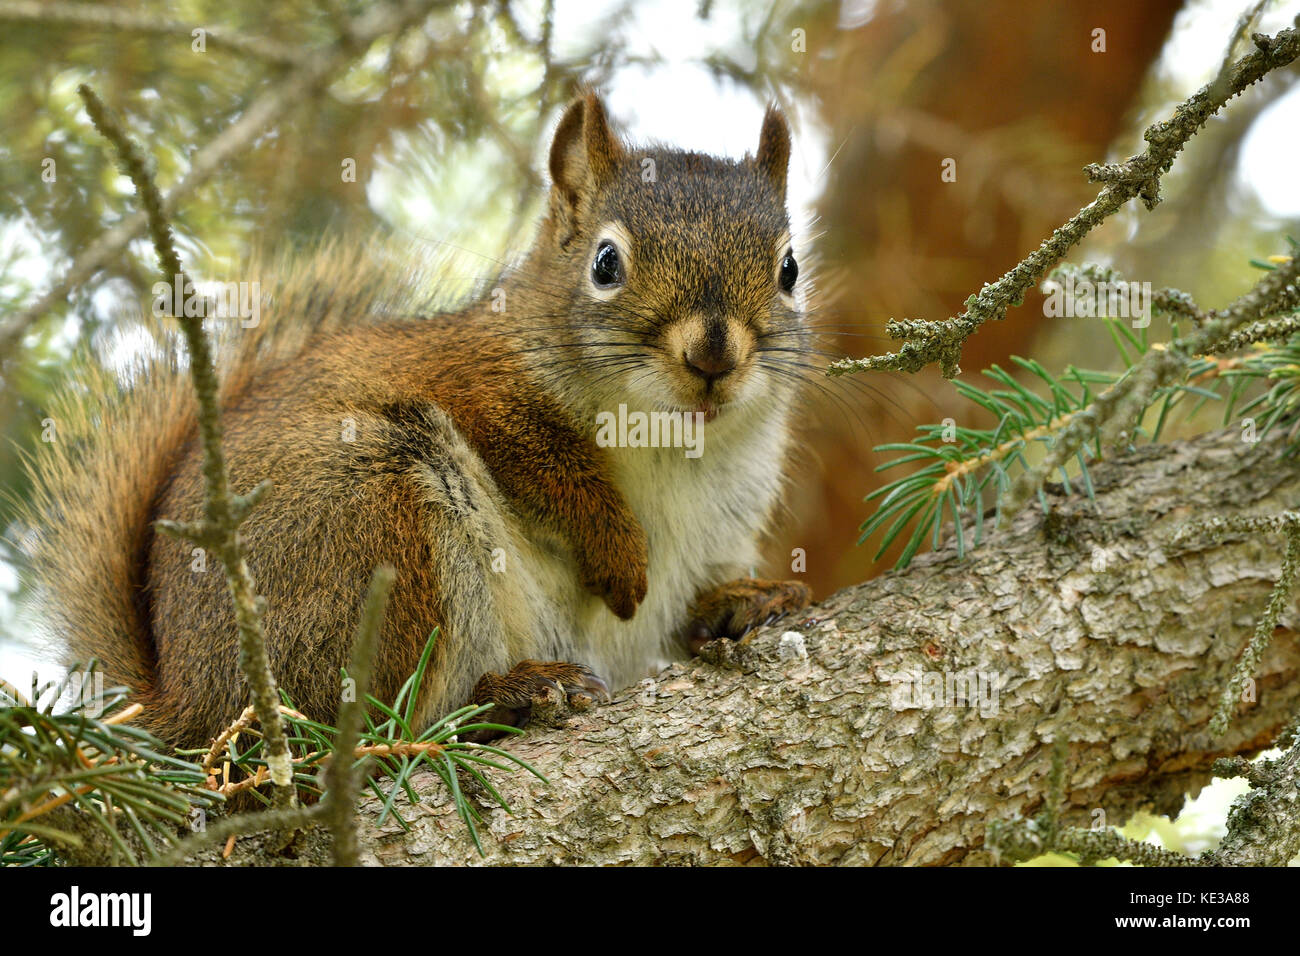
[
  {"left": 825, "top": 19, "right": 1300, "bottom": 382},
  {"left": 1176, "top": 512, "right": 1300, "bottom": 736}
]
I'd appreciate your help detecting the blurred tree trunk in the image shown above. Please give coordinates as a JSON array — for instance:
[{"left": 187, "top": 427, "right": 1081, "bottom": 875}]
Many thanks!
[{"left": 780, "top": 0, "right": 1185, "bottom": 596}]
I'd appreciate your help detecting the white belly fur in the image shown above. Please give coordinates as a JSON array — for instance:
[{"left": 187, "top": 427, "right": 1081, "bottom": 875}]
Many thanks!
[{"left": 500, "top": 401, "right": 792, "bottom": 693}]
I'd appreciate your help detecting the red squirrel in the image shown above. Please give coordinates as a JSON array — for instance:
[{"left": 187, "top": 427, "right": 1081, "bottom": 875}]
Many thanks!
[{"left": 22, "top": 91, "right": 812, "bottom": 746}]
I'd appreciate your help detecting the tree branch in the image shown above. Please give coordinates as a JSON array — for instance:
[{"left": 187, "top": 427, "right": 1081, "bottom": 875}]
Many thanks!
[
  {"left": 323, "top": 566, "right": 395, "bottom": 866},
  {"left": 77, "top": 83, "right": 297, "bottom": 809}
]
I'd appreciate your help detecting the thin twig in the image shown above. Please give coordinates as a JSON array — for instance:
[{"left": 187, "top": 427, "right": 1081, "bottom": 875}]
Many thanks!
[
  {"left": 156, "top": 804, "right": 326, "bottom": 867},
  {"left": 1175, "top": 512, "right": 1300, "bottom": 735},
  {"left": 198, "top": 703, "right": 306, "bottom": 779}
]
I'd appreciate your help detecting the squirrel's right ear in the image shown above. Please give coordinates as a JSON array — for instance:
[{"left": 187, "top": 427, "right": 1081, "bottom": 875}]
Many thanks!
[
  {"left": 549, "top": 92, "right": 624, "bottom": 225},
  {"left": 756, "top": 105, "right": 792, "bottom": 200}
]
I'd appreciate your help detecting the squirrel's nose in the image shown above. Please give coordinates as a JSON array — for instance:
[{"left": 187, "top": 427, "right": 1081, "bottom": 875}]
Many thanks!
[{"left": 683, "top": 349, "right": 736, "bottom": 385}]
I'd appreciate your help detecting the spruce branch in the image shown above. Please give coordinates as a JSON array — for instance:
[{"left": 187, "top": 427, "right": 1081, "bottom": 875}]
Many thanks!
[
  {"left": 862, "top": 249, "right": 1300, "bottom": 572},
  {"left": 858, "top": 320, "right": 1231, "bottom": 567},
  {"left": 169, "top": 627, "right": 543, "bottom": 861},
  {"left": 1000, "top": 252, "right": 1300, "bottom": 518},
  {"left": 0, "top": 668, "right": 220, "bottom": 866},
  {"left": 826, "top": 19, "right": 1300, "bottom": 381},
  {"left": 76, "top": 83, "right": 297, "bottom": 812}
]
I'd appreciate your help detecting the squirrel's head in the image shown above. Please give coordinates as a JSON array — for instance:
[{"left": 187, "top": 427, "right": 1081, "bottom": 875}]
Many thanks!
[{"left": 528, "top": 91, "right": 806, "bottom": 424}]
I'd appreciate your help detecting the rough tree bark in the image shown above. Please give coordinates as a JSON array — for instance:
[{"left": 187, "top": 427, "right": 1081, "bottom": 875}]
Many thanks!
[{"left": 218, "top": 426, "right": 1300, "bottom": 866}]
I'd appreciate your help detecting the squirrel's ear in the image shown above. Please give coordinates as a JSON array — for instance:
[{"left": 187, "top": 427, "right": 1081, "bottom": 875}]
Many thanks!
[
  {"left": 756, "top": 105, "right": 791, "bottom": 199},
  {"left": 549, "top": 91, "right": 624, "bottom": 215}
]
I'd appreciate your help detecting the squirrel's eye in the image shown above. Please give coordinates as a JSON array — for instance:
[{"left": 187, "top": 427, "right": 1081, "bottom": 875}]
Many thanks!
[
  {"left": 779, "top": 251, "right": 798, "bottom": 294},
  {"left": 592, "top": 241, "right": 624, "bottom": 289}
]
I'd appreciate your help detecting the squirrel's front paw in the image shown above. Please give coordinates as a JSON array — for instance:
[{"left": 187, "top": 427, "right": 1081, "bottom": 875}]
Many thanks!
[
  {"left": 578, "top": 520, "right": 649, "bottom": 619},
  {"left": 685, "top": 578, "right": 812, "bottom": 653},
  {"left": 464, "top": 660, "right": 610, "bottom": 742}
]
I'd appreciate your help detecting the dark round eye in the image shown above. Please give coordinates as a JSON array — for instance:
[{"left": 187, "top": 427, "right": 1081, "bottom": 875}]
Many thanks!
[
  {"left": 779, "top": 251, "right": 798, "bottom": 294},
  {"left": 592, "top": 241, "right": 624, "bottom": 289}
]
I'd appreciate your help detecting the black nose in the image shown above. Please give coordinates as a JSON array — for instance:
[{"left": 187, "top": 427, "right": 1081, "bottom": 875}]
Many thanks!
[{"left": 684, "top": 349, "right": 736, "bottom": 385}]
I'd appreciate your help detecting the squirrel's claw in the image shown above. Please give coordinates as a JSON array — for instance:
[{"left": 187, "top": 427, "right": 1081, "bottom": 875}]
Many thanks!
[
  {"left": 576, "top": 513, "right": 649, "bottom": 620},
  {"left": 571, "top": 667, "right": 611, "bottom": 703},
  {"left": 581, "top": 559, "right": 647, "bottom": 620}
]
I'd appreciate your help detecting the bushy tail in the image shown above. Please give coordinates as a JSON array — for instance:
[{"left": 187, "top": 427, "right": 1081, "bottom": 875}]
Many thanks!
[
  {"left": 19, "top": 358, "right": 193, "bottom": 713},
  {"left": 14, "top": 236, "right": 467, "bottom": 731}
]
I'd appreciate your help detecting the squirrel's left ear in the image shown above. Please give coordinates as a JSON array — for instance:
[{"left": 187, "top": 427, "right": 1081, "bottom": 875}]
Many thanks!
[{"left": 756, "top": 105, "right": 791, "bottom": 199}]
